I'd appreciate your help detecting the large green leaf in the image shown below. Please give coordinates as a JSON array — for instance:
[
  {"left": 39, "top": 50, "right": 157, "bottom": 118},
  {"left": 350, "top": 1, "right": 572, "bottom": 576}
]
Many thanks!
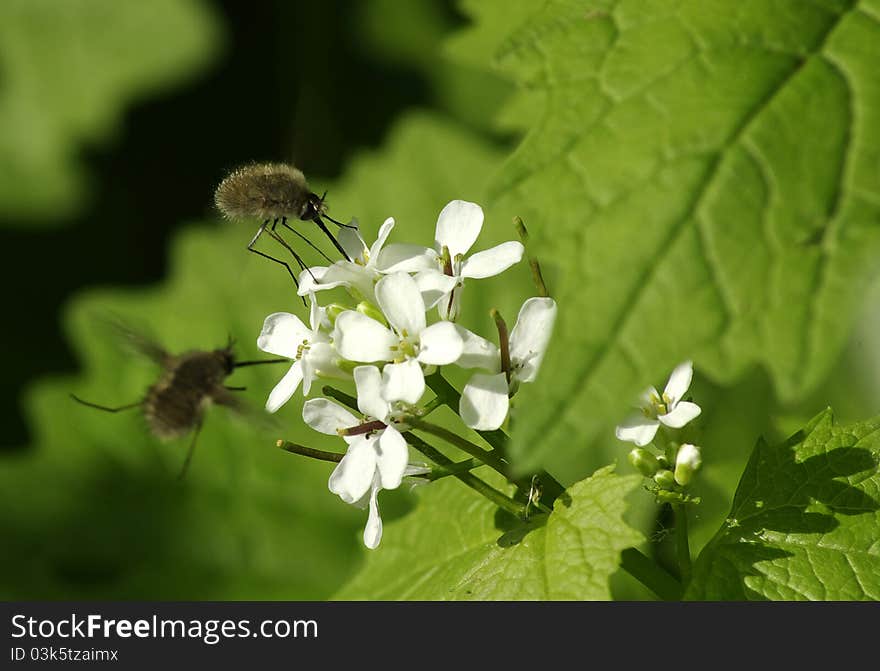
[
  {"left": 450, "top": 0, "right": 880, "bottom": 473},
  {"left": 687, "top": 408, "right": 880, "bottom": 600},
  {"left": 0, "top": 0, "right": 221, "bottom": 224},
  {"left": 0, "top": 113, "right": 506, "bottom": 599},
  {"left": 336, "top": 466, "right": 643, "bottom": 600}
]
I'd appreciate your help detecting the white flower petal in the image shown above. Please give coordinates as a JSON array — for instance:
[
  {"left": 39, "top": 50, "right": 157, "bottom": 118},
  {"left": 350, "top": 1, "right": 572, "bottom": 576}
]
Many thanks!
[
  {"left": 404, "top": 463, "right": 431, "bottom": 477},
  {"left": 301, "top": 342, "right": 341, "bottom": 396},
  {"left": 663, "top": 361, "right": 694, "bottom": 406},
  {"left": 308, "top": 295, "right": 328, "bottom": 332},
  {"left": 434, "top": 200, "right": 483, "bottom": 258},
  {"left": 257, "top": 312, "right": 311, "bottom": 359},
  {"left": 375, "top": 272, "right": 427, "bottom": 336},
  {"left": 659, "top": 401, "right": 701, "bottom": 429},
  {"left": 676, "top": 443, "right": 702, "bottom": 470},
  {"left": 460, "top": 241, "right": 524, "bottom": 279},
  {"left": 363, "top": 479, "right": 383, "bottom": 549},
  {"left": 615, "top": 414, "right": 660, "bottom": 446},
  {"left": 333, "top": 311, "right": 397, "bottom": 362},
  {"left": 338, "top": 223, "right": 368, "bottom": 262},
  {"left": 314, "top": 261, "right": 376, "bottom": 300},
  {"left": 328, "top": 437, "right": 377, "bottom": 504},
  {"left": 417, "top": 321, "right": 463, "bottom": 365},
  {"left": 509, "top": 297, "right": 557, "bottom": 383},
  {"left": 459, "top": 372, "right": 510, "bottom": 430},
  {"left": 265, "top": 362, "right": 304, "bottom": 413},
  {"left": 296, "top": 266, "right": 331, "bottom": 295},
  {"left": 375, "top": 243, "right": 438, "bottom": 273},
  {"left": 381, "top": 359, "right": 425, "bottom": 404},
  {"left": 454, "top": 325, "right": 501, "bottom": 371},
  {"left": 375, "top": 425, "right": 408, "bottom": 490},
  {"left": 354, "top": 365, "right": 390, "bottom": 421},
  {"left": 369, "top": 217, "right": 396, "bottom": 262},
  {"left": 302, "top": 398, "right": 359, "bottom": 436},
  {"left": 413, "top": 270, "right": 458, "bottom": 309}
]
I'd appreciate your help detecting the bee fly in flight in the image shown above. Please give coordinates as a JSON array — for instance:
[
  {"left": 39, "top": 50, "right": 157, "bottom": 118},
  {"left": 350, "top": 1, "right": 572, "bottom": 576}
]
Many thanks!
[
  {"left": 71, "top": 328, "right": 285, "bottom": 479},
  {"left": 214, "top": 162, "right": 355, "bottom": 288}
]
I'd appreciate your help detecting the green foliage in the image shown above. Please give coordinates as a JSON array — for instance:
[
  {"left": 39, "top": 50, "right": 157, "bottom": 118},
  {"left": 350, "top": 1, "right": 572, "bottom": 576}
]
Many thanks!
[
  {"left": 687, "top": 409, "right": 880, "bottom": 600},
  {"left": 451, "top": 0, "right": 880, "bottom": 474},
  {"left": 336, "top": 466, "right": 643, "bottom": 599},
  {"left": 357, "top": 0, "right": 511, "bottom": 133},
  {"left": 0, "top": 113, "right": 505, "bottom": 599},
  {"left": 0, "top": 0, "right": 221, "bottom": 224}
]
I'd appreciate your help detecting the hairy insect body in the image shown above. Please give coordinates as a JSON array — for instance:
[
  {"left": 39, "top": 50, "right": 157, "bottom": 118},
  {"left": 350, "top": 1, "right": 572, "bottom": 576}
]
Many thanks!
[
  {"left": 144, "top": 349, "right": 235, "bottom": 440},
  {"left": 215, "top": 163, "right": 317, "bottom": 221}
]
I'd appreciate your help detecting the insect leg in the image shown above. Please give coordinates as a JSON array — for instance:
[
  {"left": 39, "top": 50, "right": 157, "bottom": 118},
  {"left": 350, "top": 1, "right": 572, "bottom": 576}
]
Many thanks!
[
  {"left": 224, "top": 385, "right": 247, "bottom": 392},
  {"left": 247, "top": 219, "right": 300, "bottom": 289},
  {"left": 234, "top": 358, "right": 287, "bottom": 368},
  {"left": 177, "top": 419, "right": 203, "bottom": 480},
  {"left": 312, "top": 215, "right": 352, "bottom": 262},
  {"left": 279, "top": 217, "right": 334, "bottom": 263},
  {"left": 265, "top": 226, "right": 315, "bottom": 281},
  {"left": 70, "top": 394, "right": 142, "bottom": 412},
  {"left": 323, "top": 213, "right": 358, "bottom": 230}
]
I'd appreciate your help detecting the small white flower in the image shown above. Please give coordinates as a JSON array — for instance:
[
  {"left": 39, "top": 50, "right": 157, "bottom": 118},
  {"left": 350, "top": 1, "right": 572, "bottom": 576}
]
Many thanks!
[
  {"left": 615, "top": 361, "right": 701, "bottom": 447},
  {"left": 257, "top": 297, "right": 340, "bottom": 412},
  {"left": 333, "top": 272, "right": 464, "bottom": 402},
  {"left": 674, "top": 443, "right": 702, "bottom": 486},
  {"left": 302, "top": 397, "right": 423, "bottom": 549},
  {"left": 458, "top": 297, "right": 557, "bottom": 430},
  {"left": 296, "top": 217, "right": 396, "bottom": 302},
  {"left": 375, "top": 200, "right": 524, "bottom": 320}
]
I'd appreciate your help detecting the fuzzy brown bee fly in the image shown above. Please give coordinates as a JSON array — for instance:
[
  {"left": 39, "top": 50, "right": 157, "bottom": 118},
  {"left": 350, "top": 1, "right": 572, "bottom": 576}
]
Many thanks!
[
  {"left": 214, "top": 162, "right": 355, "bottom": 287},
  {"left": 71, "top": 328, "right": 285, "bottom": 479}
]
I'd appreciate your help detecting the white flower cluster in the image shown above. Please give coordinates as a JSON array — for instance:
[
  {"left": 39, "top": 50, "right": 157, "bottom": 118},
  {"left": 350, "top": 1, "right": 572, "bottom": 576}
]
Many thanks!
[
  {"left": 257, "top": 200, "right": 557, "bottom": 548},
  {"left": 615, "top": 361, "right": 703, "bottom": 496}
]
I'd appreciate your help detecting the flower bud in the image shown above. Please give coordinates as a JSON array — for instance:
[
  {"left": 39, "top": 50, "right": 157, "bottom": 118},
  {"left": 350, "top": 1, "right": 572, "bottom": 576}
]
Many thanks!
[
  {"left": 653, "top": 469, "right": 675, "bottom": 490},
  {"left": 628, "top": 448, "right": 660, "bottom": 477},
  {"left": 325, "top": 303, "right": 347, "bottom": 325},
  {"left": 356, "top": 301, "right": 388, "bottom": 327},
  {"left": 674, "top": 443, "right": 702, "bottom": 486}
]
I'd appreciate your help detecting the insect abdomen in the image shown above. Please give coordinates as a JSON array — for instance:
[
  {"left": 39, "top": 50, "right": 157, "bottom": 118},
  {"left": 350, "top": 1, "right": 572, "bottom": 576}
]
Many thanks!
[
  {"left": 214, "top": 162, "right": 310, "bottom": 220},
  {"left": 144, "top": 352, "right": 230, "bottom": 439}
]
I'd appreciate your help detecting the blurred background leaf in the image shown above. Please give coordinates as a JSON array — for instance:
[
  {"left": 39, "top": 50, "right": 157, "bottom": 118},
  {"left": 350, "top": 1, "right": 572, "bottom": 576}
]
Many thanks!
[{"left": 0, "top": 0, "right": 222, "bottom": 224}]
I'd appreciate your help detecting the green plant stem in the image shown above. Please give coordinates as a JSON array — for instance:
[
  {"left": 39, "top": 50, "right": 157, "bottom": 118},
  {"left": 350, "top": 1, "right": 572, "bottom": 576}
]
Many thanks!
[
  {"left": 403, "top": 432, "right": 527, "bottom": 517},
  {"left": 673, "top": 504, "right": 692, "bottom": 585},
  {"left": 322, "top": 385, "right": 359, "bottom": 411},
  {"left": 409, "top": 419, "right": 513, "bottom": 479},
  {"left": 277, "top": 440, "right": 343, "bottom": 463},
  {"left": 425, "top": 457, "right": 482, "bottom": 480},
  {"left": 423, "top": 372, "right": 566, "bottom": 501},
  {"left": 514, "top": 216, "right": 550, "bottom": 298},
  {"left": 619, "top": 548, "right": 682, "bottom": 601}
]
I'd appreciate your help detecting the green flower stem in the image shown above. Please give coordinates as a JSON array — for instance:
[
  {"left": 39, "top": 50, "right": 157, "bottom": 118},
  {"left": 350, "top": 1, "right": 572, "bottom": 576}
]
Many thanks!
[
  {"left": 417, "top": 395, "right": 444, "bottom": 417},
  {"left": 490, "top": 308, "right": 511, "bottom": 384},
  {"left": 673, "top": 503, "right": 692, "bottom": 584},
  {"left": 409, "top": 418, "right": 514, "bottom": 480},
  {"left": 277, "top": 440, "right": 343, "bottom": 463},
  {"left": 514, "top": 216, "right": 550, "bottom": 298},
  {"left": 425, "top": 457, "right": 482, "bottom": 480},
  {"left": 423, "top": 371, "right": 565, "bottom": 501},
  {"left": 403, "top": 432, "right": 527, "bottom": 517},
  {"left": 322, "top": 385, "right": 360, "bottom": 411},
  {"left": 619, "top": 548, "right": 682, "bottom": 601}
]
